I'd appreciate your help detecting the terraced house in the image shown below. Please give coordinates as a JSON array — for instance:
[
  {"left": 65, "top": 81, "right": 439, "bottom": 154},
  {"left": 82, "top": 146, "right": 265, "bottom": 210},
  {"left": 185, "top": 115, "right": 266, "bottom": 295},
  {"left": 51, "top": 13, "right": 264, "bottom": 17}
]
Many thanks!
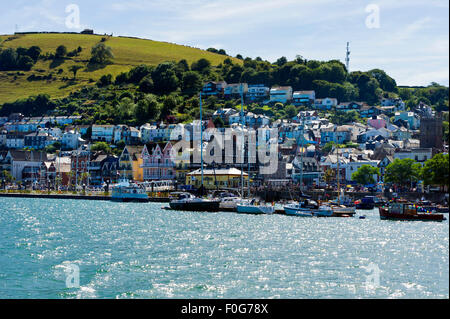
[
  {"left": 141, "top": 143, "right": 175, "bottom": 181},
  {"left": 118, "top": 145, "right": 144, "bottom": 181}
]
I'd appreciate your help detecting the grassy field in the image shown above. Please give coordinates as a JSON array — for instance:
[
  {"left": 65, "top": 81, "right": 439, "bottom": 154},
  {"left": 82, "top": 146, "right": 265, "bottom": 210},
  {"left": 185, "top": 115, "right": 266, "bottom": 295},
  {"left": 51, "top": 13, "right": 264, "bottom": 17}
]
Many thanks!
[{"left": 0, "top": 33, "right": 240, "bottom": 103}]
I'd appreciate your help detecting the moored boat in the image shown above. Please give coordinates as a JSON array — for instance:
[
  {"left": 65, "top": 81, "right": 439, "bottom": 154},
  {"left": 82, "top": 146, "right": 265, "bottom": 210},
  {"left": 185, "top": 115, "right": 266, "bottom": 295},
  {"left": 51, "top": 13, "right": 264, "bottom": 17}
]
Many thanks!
[
  {"left": 355, "top": 196, "right": 377, "bottom": 210},
  {"left": 169, "top": 192, "right": 221, "bottom": 212},
  {"left": 111, "top": 180, "right": 149, "bottom": 202},
  {"left": 284, "top": 198, "right": 333, "bottom": 217},
  {"left": 236, "top": 199, "right": 275, "bottom": 215},
  {"left": 379, "top": 200, "right": 446, "bottom": 221}
]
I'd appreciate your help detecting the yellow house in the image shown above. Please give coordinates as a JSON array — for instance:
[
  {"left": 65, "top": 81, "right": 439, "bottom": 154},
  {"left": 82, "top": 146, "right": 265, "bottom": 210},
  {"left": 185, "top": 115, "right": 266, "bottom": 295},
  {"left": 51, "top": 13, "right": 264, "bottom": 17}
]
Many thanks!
[
  {"left": 186, "top": 167, "right": 248, "bottom": 190},
  {"left": 119, "top": 145, "right": 144, "bottom": 181}
]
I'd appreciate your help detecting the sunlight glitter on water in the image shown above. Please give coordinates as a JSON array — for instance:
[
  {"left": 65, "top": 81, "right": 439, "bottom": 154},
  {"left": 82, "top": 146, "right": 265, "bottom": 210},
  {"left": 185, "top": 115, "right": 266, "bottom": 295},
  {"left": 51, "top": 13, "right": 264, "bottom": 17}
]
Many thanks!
[{"left": 0, "top": 198, "right": 448, "bottom": 299}]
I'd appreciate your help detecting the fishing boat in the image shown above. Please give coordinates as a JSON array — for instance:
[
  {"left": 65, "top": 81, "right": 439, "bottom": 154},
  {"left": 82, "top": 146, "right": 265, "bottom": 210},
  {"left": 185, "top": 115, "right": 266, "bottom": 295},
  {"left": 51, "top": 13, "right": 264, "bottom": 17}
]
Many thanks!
[
  {"left": 415, "top": 200, "right": 449, "bottom": 214},
  {"left": 236, "top": 199, "right": 275, "bottom": 215},
  {"left": 111, "top": 179, "right": 149, "bottom": 202},
  {"left": 284, "top": 198, "right": 333, "bottom": 217},
  {"left": 379, "top": 200, "right": 446, "bottom": 221},
  {"left": 169, "top": 192, "right": 221, "bottom": 212},
  {"left": 355, "top": 196, "right": 377, "bottom": 210}
]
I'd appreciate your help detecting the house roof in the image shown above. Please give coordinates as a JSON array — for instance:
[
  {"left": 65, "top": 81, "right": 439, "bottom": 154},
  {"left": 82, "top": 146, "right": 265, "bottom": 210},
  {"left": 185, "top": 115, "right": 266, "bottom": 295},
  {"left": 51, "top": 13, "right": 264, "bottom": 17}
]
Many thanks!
[
  {"left": 188, "top": 168, "right": 247, "bottom": 176},
  {"left": 8, "top": 150, "right": 48, "bottom": 162}
]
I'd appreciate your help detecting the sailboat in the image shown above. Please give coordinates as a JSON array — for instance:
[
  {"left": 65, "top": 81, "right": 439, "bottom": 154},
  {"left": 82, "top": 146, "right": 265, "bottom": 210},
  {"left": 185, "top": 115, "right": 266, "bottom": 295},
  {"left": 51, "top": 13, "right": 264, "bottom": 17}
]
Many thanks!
[
  {"left": 235, "top": 84, "right": 275, "bottom": 215},
  {"left": 283, "top": 116, "right": 332, "bottom": 217},
  {"left": 169, "top": 92, "right": 220, "bottom": 212},
  {"left": 323, "top": 146, "right": 356, "bottom": 217}
]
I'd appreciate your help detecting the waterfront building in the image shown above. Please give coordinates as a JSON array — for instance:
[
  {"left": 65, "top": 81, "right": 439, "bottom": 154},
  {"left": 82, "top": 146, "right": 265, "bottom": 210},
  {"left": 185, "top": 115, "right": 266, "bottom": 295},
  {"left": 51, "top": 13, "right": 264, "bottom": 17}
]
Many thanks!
[
  {"left": 186, "top": 167, "right": 248, "bottom": 190},
  {"left": 8, "top": 150, "right": 48, "bottom": 182},
  {"left": 118, "top": 145, "right": 144, "bottom": 181},
  {"left": 141, "top": 143, "right": 175, "bottom": 181}
]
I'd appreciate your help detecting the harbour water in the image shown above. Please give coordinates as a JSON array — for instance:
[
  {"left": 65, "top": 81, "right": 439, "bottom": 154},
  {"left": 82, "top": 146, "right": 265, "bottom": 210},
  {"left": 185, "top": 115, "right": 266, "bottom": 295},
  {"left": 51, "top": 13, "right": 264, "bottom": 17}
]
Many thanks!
[{"left": 0, "top": 198, "right": 448, "bottom": 299}]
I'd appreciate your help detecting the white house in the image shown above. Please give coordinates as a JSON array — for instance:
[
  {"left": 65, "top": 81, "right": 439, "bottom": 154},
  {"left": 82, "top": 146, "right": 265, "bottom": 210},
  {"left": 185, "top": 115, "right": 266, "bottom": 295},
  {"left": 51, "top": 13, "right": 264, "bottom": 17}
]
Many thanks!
[
  {"left": 8, "top": 150, "right": 48, "bottom": 182},
  {"left": 140, "top": 123, "right": 158, "bottom": 143},
  {"left": 345, "top": 160, "right": 380, "bottom": 182},
  {"left": 269, "top": 86, "right": 293, "bottom": 104},
  {"left": 224, "top": 83, "right": 248, "bottom": 97},
  {"left": 92, "top": 125, "right": 114, "bottom": 143},
  {"left": 6, "top": 133, "right": 26, "bottom": 149},
  {"left": 394, "top": 148, "right": 432, "bottom": 164},
  {"left": 62, "top": 130, "right": 82, "bottom": 150}
]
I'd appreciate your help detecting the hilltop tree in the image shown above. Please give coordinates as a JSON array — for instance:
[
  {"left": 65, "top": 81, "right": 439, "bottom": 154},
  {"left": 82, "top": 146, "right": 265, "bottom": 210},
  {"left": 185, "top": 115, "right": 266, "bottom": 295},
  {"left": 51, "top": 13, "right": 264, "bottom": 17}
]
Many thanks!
[
  {"left": 69, "top": 65, "right": 83, "bottom": 79},
  {"left": 27, "top": 46, "right": 42, "bottom": 62},
  {"left": 55, "top": 45, "right": 67, "bottom": 59},
  {"left": 90, "top": 43, "right": 114, "bottom": 65},
  {"left": 191, "top": 58, "right": 211, "bottom": 74}
]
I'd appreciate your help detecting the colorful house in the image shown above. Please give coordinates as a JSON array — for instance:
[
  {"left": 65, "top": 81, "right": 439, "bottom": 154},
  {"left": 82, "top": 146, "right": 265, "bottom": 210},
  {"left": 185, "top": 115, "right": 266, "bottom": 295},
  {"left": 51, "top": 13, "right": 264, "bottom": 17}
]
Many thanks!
[
  {"left": 141, "top": 143, "right": 175, "bottom": 180},
  {"left": 119, "top": 145, "right": 144, "bottom": 181}
]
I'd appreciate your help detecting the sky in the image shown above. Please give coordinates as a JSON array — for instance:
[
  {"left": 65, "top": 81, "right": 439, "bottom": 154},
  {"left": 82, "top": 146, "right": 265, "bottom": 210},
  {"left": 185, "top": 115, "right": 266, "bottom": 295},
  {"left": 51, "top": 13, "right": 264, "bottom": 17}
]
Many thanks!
[{"left": 0, "top": 0, "right": 448, "bottom": 86}]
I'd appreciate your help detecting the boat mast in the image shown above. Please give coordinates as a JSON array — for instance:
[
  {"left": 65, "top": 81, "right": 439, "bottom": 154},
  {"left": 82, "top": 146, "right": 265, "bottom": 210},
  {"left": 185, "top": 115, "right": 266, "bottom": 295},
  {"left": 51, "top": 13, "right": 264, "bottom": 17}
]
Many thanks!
[
  {"left": 299, "top": 115, "right": 304, "bottom": 192},
  {"left": 336, "top": 146, "right": 340, "bottom": 205},
  {"left": 240, "top": 84, "right": 245, "bottom": 198},
  {"left": 200, "top": 92, "right": 204, "bottom": 190}
]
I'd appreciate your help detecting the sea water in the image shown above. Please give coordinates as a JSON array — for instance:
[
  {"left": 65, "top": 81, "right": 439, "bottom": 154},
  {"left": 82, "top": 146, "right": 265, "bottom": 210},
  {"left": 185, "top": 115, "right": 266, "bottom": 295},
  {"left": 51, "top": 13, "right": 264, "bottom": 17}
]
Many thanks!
[{"left": 0, "top": 198, "right": 448, "bottom": 299}]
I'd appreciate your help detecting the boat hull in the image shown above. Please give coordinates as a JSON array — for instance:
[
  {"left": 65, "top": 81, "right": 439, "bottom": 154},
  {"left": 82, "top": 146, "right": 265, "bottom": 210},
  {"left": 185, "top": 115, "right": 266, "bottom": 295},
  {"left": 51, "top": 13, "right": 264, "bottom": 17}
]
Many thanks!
[
  {"left": 111, "top": 194, "right": 149, "bottom": 203},
  {"left": 284, "top": 206, "right": 314, "bottom": 217},
  {"left": 169, "top": 201, "right": 221, "bottom": 212},
  {"left": 236, "top": 205, "right": 275, "bottom": 215},
  {"left": 356, "top": 203, "right": 375, "bottom": 210},
  {"left": 379, "top": 207, "right": 446, "bottom": 221}
]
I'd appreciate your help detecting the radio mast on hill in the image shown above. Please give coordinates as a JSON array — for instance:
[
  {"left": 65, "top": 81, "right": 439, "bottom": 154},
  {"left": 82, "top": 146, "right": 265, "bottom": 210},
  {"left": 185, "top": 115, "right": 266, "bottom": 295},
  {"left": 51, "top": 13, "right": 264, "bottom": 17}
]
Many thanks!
[{"left": 345, "top": 42, "right": 351, "bottom": 72}]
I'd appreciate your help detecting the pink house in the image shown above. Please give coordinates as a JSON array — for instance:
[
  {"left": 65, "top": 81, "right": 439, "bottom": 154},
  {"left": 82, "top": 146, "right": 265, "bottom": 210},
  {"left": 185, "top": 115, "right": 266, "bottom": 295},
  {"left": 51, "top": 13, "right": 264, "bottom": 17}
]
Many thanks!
[
  {"left": 367, "top": 116, "right": 386, "bottom": 130},
  {"left": 141, "top": 142, "right": 175, "bottom": 180}
]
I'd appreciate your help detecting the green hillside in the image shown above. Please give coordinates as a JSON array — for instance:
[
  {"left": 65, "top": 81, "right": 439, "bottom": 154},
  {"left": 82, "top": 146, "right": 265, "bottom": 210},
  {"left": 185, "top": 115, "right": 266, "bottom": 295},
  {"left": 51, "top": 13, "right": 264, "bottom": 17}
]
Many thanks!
[{"left": 0, "top": 33, "right": 239, "bottom": 103}]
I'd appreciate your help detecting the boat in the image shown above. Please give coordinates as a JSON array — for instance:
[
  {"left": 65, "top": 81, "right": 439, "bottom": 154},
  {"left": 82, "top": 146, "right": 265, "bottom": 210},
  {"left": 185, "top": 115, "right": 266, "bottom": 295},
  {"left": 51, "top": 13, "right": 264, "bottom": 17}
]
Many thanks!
[
  {"left": 236, "top": 199, "right": 275, "bottom": 215},
  {"left": 169, "top": 192, "right": 221, "bottom": 212},
  {"left": 355, "top": 196, "right": 377, "bottom": 210},
  {"left": 320, "top": 148, "right": 356, "bottom": 217},
  {"left": 284, "top": 198, "right": 333, "bottom": 217},
  {"left": 111, "top": 179, "right": 149, "bottom": 202},
  {"left": 379, "top": 200, "right": 446, "bottom": 221},
  {"left": 329, "top": 190, "right": 355, "bottom": 207},
  {"left": 415, "top": 200, "right": 449, "bottom": 214},
  {"left": 211, "top": 191, "right": 242, "bottom": 211},
  {"left": 219, "top": 196, "right": 241, "bottom": 211}
]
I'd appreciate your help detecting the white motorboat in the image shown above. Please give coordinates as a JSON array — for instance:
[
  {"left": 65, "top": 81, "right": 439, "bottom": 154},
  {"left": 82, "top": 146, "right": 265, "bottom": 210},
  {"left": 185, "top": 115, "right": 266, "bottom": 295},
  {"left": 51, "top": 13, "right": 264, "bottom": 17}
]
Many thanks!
[
  {"left": 236, "top": 199, "right": 275, "bottom": 215},
  {"left": 111, "top": 180, "right": 148, "bottom": 202}
]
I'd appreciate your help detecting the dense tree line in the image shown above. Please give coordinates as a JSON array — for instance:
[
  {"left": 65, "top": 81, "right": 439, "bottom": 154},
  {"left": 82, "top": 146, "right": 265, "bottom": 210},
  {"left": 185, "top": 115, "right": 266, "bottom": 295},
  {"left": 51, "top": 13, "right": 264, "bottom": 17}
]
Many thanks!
[
  {"left": 0, "top": 46, "right": 41, "bottom": 71},
  {"left": 0, "top": 51, "right": 448, "bottom": 126}
]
